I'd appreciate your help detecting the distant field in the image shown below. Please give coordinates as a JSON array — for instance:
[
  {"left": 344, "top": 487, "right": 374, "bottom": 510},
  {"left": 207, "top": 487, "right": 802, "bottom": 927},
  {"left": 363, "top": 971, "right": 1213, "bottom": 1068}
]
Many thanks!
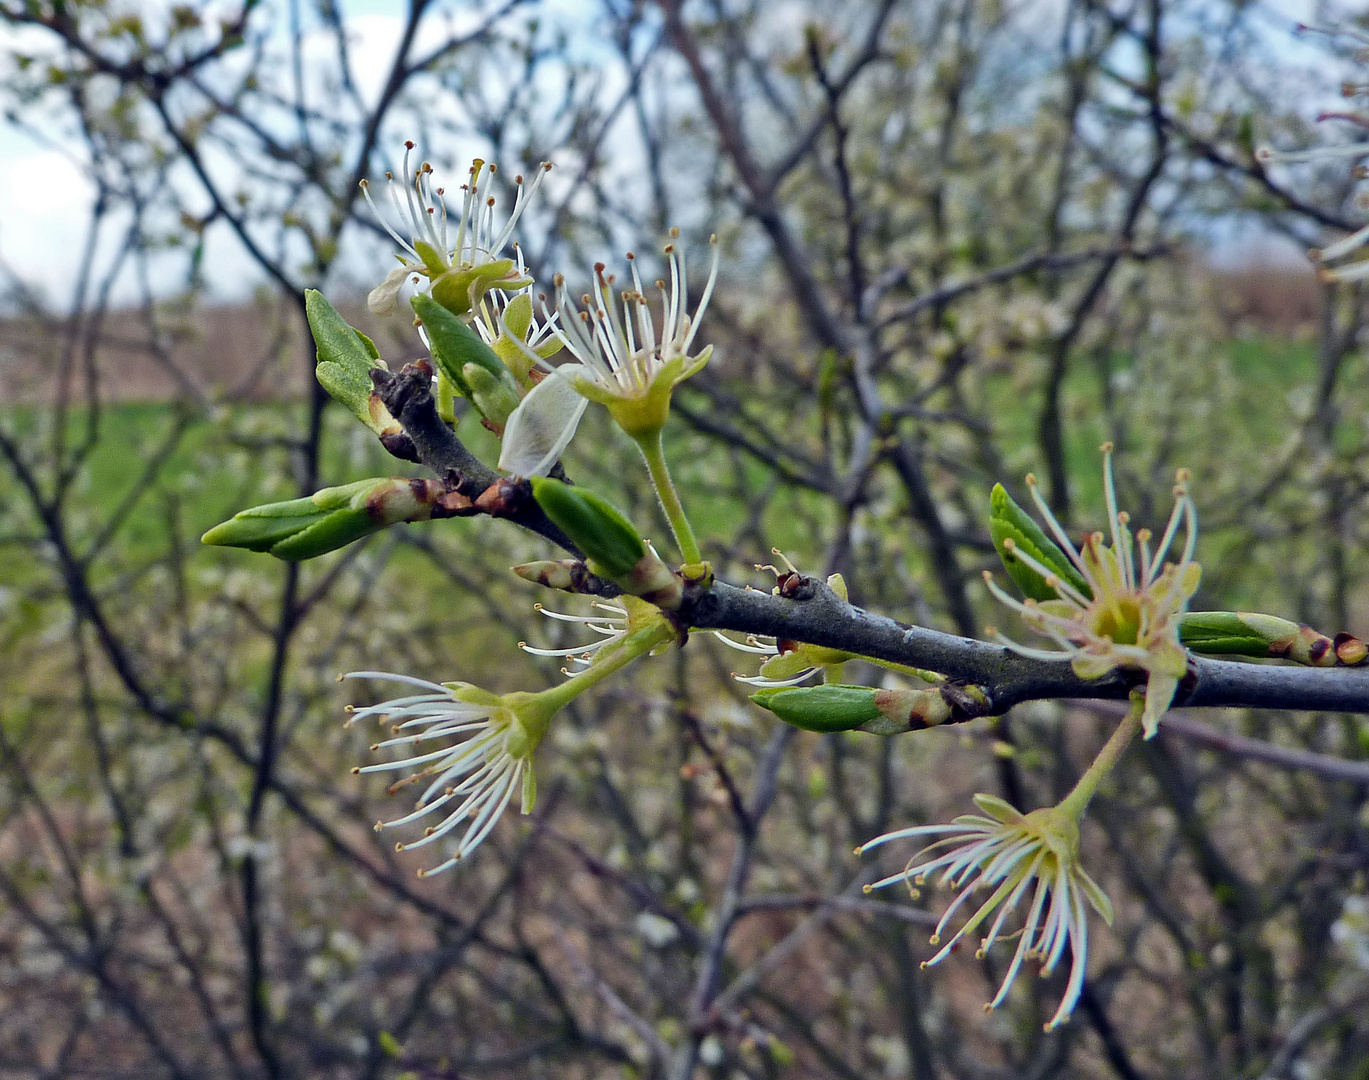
[{"left": 0, "top": 326, "right": 1323, "bottom": 608}]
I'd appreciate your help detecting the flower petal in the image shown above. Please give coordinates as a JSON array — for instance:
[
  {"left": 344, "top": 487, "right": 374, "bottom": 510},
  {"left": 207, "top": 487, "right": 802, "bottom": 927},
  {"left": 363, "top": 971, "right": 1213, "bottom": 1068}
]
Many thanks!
[
  {"left": 368, "top": 264, "right": 410, "bottom": 315},
  {"left": 498, "top": 365, "right": 592, "bottom": 477},
  {"left": 1141, "top": 672, "right": 1179, "bottom": 739}
]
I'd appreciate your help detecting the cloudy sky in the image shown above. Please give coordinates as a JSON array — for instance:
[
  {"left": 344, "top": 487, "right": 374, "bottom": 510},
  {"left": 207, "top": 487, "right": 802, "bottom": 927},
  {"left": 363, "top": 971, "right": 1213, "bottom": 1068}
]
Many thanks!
[{"left": 0, "top": 0, "right": 524, "bottom": 307}]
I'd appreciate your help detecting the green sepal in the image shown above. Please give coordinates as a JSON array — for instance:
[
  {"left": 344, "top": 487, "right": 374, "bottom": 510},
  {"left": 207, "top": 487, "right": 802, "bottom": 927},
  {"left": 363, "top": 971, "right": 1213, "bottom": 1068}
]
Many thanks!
[
  {"left": 412, "top": 293, "right": 506, "bottom": 402},
  {"left": 529, "top": 477, "right": 647, "bottom": 581},
  {"left": 989, "top": 483, "right": 1091, "bottom": 602},
  {"left": 306, "top": 290, "right": 388, "bottom": 431},
  {"left": 429, "top": 258, "right": 530, "bottom": 318},
  {"left": 492, "top": 292, "right": 563, "bottom": 384},
  {"left": 503, "top": 290, "right": 533, "bottom": 341},
  {"left": 750, "top": 684, "right": 882, "bottom": 733},
  {"left": 759, "top": 645, "right": 853, "bottom": 680},
  {"left": 412, "top": 239, "right": 449, "bottom": 279}
]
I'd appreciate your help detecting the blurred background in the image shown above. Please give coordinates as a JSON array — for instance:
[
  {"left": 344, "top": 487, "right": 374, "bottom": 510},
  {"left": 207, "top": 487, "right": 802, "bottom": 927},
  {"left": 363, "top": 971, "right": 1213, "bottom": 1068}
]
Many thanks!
[{"left": 2, "top": 0, "right": 1369, "bottom": 1077}]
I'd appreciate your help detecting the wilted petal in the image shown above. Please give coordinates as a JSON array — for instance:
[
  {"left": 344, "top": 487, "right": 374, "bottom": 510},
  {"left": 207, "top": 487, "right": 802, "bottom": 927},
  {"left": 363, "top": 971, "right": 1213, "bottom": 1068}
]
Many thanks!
[
  {"left": 498, "top": 364, "right": 591, "bottom": 477},
  {"left": 368, "top": 265, "right": 410, "bottom": 315},
  {"left": 1140, "top": 671, "right": 1179, "bottom": 739}
]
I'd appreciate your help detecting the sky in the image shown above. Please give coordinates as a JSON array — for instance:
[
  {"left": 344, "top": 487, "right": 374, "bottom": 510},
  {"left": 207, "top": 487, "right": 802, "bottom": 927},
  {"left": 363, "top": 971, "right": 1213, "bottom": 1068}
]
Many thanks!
[
  {"left": 0, "top": 0, "right": 510, "bottom": 307},
  {"left": 0, "top": 0, "right": 1343, "bottom": 309}
]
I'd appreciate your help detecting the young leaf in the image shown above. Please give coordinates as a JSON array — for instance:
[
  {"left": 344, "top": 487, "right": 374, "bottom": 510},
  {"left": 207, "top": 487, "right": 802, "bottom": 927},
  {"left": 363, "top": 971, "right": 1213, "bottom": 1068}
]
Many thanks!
[
  {"left": 988, "top": 483, "right": 1091, "bottom": 602},
  {"left": 306, "top": 290, "right": 388, "bottom": 429}
]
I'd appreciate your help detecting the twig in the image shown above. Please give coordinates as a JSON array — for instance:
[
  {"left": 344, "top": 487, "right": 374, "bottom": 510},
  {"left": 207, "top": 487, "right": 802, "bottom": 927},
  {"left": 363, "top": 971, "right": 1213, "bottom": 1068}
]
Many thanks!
[
  {"left": 1160, "top": 713, "right": 1369, "bottom": 785},
  {"left": 560, "top": 937, "right": 673, "bottom": 1066},
  {"left": 668, "top": 725, "right": 795, "bottom": 1080}
]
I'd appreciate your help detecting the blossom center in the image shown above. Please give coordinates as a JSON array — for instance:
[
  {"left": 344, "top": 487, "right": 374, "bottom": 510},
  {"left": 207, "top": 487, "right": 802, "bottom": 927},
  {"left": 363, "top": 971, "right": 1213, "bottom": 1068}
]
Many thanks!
[{"left": 1090, "top": 595, "right": 1141, "bottom": 645}]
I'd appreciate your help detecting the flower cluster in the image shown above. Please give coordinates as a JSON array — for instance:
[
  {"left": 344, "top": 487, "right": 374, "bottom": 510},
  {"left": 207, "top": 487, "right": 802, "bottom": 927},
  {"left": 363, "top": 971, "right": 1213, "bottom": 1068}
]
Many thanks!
[{"left": 985, "top": 445, "right": 1200, "bottom": 737}]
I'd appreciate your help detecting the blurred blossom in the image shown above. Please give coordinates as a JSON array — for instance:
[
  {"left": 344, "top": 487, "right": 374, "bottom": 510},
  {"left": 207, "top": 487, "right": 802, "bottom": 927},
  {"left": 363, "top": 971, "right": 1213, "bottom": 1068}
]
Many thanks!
[{"left": 1332, "top": 895, "right": 1369, "bottom": 970}]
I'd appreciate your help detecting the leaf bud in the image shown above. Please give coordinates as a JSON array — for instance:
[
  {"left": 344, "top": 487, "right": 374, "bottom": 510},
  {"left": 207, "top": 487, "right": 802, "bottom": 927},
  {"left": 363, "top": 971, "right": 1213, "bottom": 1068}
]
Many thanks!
[
  {"left": 202, "top": 477, "right": 447, "bottom": 561},
  {"left": 750, "top": 684, "right": 883, "bottom": 733},
  {"left": 1179, "top": 610, "right": 1368, "bottom": 667},
  {"left": 306, "top": 290, "right": 402, "bottom": 440},
  {"left": 751, "top": 684, "right": 956, "bottom": 734}
]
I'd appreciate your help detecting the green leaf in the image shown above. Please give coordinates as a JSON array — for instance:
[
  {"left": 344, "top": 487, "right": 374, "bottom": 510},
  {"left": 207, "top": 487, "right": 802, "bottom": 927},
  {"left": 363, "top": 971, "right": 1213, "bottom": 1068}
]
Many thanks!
[
  {"left": 750, "top": 684, "right": 882, "bottom": 733},
  {"left": 412, "top": 292, "right": 506, "bottom": 399},
  {"left": 306, "top": 290, "right": 388, "bottom": 430},
  {"left": 988, "top": 483, "right": 1091, "bottom": 602}
]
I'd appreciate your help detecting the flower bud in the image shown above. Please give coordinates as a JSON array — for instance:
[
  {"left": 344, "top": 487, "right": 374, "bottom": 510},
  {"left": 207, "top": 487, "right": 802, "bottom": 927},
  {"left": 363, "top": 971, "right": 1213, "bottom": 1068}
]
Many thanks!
[
  {"left": 513, "top": 559, "right": 583, "bottom": 591},
  {"left": 751, "top": 684, "right": 956, "bottom": 734},
  {"left": 202, "top": 477, "right": 446, "bottom": 561},
  {"left": 462, "top": 363, "right": 522, "bottom": 429},
  {"left": 529, "top": 477, "right": 647, "bottom": 581}
]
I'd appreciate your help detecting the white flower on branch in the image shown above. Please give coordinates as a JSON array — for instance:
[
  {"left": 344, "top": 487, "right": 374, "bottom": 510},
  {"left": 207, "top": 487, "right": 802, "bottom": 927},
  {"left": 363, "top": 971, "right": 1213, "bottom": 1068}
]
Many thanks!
[
  {"left": 343, "top": 671, "right": 538, "bottom": 875},
  {"left": 520, "top": 600, "right": 631, "bottom": 674},
  {"left": 361, "top": 143, "right": 550, "bottom": 316},
  {"left": 859, "top": 793, "right": 1114, "bottom": 1030},
  {"left": 713, "top": 558, "right": 856, "bottom": 686},
  {"left": 985, "top": 445, "right": 1200, "bottom": 738},
  {"left": 498, "top": 229, "right": 720, "bottom": 470}
]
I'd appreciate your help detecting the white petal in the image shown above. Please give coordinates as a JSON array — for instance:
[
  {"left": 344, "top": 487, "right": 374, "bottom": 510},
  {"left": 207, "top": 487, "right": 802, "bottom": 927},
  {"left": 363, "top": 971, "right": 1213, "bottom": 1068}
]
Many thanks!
[
  {"left": 368, "top": 265, "right": 410, "bottom": 315},
  {"left": 498, "top": 365, "right": 592, "bottom": 477}
]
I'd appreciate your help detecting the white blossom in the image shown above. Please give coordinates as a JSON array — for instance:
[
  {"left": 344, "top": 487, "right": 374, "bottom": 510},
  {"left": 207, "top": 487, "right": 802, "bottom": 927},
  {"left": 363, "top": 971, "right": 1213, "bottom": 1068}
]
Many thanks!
[{"left": 860, "top": 794, "right": 1113, "bottom": 1030}]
